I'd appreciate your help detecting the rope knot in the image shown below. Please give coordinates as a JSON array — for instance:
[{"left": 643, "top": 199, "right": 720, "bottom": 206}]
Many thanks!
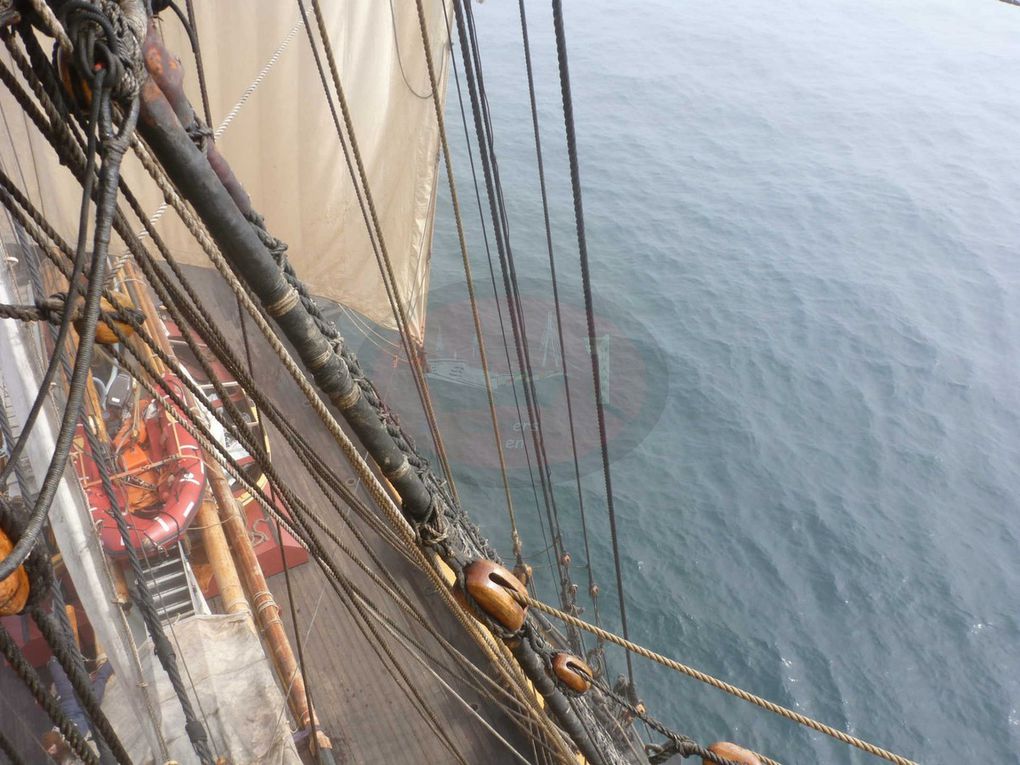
[
  {"left": 59, "top": 1, "right": 146, "bottom": 100},
  {"left": 244, "top": 211, "right": 289, "bottom": 266},
  {"left": 185, "top": 117, "right": 214, "bottom": 153}
]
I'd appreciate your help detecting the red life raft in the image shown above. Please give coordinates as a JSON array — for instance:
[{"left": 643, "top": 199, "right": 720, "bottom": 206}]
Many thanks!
[{"left": 72, "top": 374, "right": 205, "bottom": 557}]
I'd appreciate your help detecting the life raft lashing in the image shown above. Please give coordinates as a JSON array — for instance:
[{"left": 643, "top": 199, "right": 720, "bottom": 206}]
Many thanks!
[{"left": 72, "top": 375, "right": 206, "bottom": 556}]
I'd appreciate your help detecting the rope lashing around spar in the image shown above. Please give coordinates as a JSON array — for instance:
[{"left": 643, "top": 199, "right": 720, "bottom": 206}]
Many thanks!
[{"left": 0, "top": 297, "right": 144, "bottom": 327}]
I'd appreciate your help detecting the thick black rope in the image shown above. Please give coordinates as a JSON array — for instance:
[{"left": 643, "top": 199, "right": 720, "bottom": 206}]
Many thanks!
[
  {"left": 0, "top": 57, "right": 103, "bottom": 547},
  {"left": 516, "top": 0, "right": 604, "bottom": 649},
  {"left": 549, "top": 0, "right": 634, "bottom": 687},
  {"left": 14, "top": 242, "right": 116, "bottom": 765},
  {"left": 0, "top": 67, "right": 112, "bottom": 587}
]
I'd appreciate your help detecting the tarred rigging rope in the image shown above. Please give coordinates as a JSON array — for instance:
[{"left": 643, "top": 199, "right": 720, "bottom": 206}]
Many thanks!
[
  {"left": 450, "top": 0, "right": 580, "bottom": 641},
  {"left": 549, "top": 0, "right": 635, "bottom": 687},
  {"left": 515, "top": 0, "right": 604, "bottom": 643},
  {"left": 438, "top": 0, "right": 555, "bottom": 579}
]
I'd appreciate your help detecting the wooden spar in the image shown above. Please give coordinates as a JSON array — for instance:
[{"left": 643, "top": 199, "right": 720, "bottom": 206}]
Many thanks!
[
  {"left": 194, "top": 492, "right": 249, "bottom": 616},
  {"left": 118, "top": 256, "right": 170, "bottom": 367},
  {"left": 204, "top": 456, "right": 329, "bottom": 750}
]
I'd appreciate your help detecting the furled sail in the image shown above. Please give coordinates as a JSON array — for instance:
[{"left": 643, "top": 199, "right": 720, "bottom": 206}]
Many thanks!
[{"left": 0, "top": 0, "right": 454, "bottom": 339}]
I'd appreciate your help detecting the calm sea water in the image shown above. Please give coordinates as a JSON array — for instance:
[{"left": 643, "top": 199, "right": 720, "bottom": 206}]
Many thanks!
[{"left": 365, "top": 1, "right": 1020, "bottom": 761}]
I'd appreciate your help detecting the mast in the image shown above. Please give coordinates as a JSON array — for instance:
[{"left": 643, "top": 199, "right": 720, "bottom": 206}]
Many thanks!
[{"left": 205, "top": 458, "right": 331, "bottom": 755}]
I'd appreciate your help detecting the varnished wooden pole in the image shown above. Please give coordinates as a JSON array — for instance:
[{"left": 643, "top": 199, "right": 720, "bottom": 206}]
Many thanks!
[
  {"left": 193, "top": 489, "right": 248, "bottom": 617},
  {"left": 205, "top": 458, "right": 329, "bottom": 751}
]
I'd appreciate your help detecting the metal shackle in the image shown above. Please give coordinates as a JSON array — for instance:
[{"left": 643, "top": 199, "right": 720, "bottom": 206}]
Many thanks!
[
  {"left": 551, "top": 652, "right": 593, "bottom": 695},
  {"left": 462, "top": 559, "right": 529, "bottom": 634}
]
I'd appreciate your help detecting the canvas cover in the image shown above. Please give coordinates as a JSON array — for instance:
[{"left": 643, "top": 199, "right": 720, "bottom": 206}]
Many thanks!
[{"left": 100, "top": 613, "right": 301, "bottom": 764}]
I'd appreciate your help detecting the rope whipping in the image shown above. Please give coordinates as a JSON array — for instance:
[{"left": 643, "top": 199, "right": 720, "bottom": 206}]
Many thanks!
[{"left": 549, "top": 0, "right": 634, "bottom": 685}]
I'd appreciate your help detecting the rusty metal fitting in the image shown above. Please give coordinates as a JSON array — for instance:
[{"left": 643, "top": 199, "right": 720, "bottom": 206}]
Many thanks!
[
  {"left": 462, "top": 560, "right": 528, "bottom": 634},
  {"left": 589, "top": 583, "right": 600, "bottom": 598},
  {"left": 550, "top": 652, "right": 593, "bottom": 695},
  {"left": 560, "top": 552, "right": 571, "bottom": 566}
]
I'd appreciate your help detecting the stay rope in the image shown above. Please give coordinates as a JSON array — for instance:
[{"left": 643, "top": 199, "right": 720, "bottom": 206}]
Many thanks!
[
  {"left": 411, "top": 0, "right": 524, "bottom": 563},
  {"left": 438, "top": 0, "right": 554, "bottom": 582},
  {"left": 450, "top": 0, "right": 579, "bottom": 641},
  {"left": 517, "top": 591, "right": 918, "bottom": 765},
  {"left": 515, "top": 0, "right": 604, "bottom": 646},
  {"left": 549, "top": 0, "right": 634, "bottom": 688}
]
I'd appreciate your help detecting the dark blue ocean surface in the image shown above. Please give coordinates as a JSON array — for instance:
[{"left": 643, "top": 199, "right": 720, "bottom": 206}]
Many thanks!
[{"left": 361, "top": 1, "right": 1020, "bottom": 761}]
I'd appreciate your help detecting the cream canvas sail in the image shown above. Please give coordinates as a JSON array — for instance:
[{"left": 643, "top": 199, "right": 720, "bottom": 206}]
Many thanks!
[{"left": 0, "top": 0, "right": 454, "bottom": 339}]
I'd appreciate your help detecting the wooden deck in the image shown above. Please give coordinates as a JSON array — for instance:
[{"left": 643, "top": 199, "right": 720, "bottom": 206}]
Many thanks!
[{"left": 189, "top": 268, "right": 544, "bottom": 764}]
